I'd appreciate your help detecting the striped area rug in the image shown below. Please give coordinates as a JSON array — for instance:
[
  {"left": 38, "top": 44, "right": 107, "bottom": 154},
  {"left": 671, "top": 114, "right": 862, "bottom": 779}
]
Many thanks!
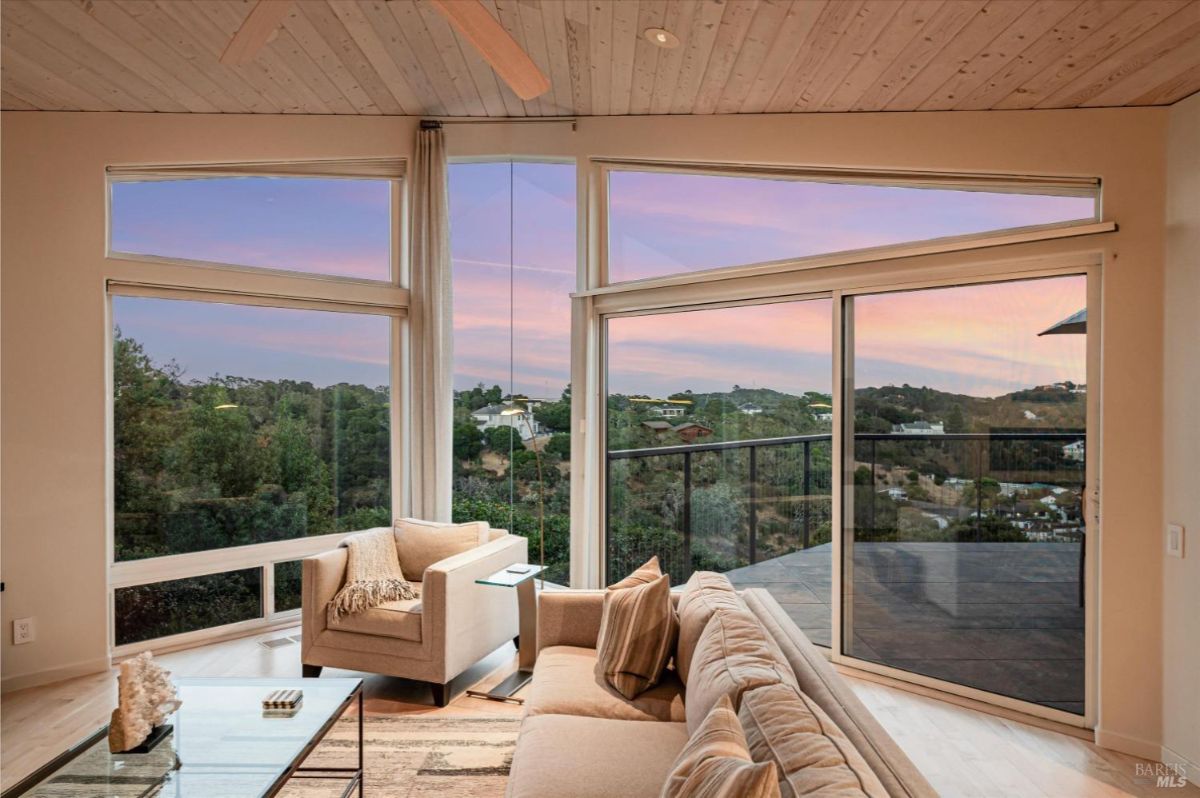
[{"left": 280, "top": 714, "right": 521, "bottom": 798}]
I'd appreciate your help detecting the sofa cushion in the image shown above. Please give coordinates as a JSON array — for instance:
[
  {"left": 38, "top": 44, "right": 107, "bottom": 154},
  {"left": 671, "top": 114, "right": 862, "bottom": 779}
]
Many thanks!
[
  {"left": 506, "top": 714, "right": 690, "bottom": 798},
  {"left": 686, "top": 607, "right": 797, "bottom": 733},
  {"left": 393, "top": 518, "right": 487, "bottom": 580},
  {"left": 326, "top": 584, "right": 422, "bottom": 642},
  {"left": 739, "top": 683, "right": 886, "bottom": 798},
  {"left": 597, "top": 572, "right": 678, "bottom": 699},
  {"left": 677, "top": 571, "right": 744, "bottom": 686},
  {"left": 739, "top": 590, "right": 937, "bottom": 798},
  {"left": 526, "top": 645, "right": 686, "bottom": 723},
  {"left": 663, "top": 695, "right": 780, "bottom": 798},
  {"left": 609, "top": 555, "right": 663, "bottom": 589}
]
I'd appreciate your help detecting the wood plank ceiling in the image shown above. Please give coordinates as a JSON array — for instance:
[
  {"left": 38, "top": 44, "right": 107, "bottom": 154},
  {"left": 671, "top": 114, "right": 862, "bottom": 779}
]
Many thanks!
[{"left": 3, "top": 0, "right": 1200, "bottom": 116}]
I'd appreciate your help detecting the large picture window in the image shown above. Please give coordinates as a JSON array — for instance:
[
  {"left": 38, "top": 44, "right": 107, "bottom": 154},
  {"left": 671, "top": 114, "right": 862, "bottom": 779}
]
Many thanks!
[
  {"left": 449, "top": 161, "right": 576, "bottom": 585},
  {"left": 112, "top": 296, "right": 392, "bottom": 562},
  {"left": 605, "top": 299, "right": 834, "bottom": 645}
]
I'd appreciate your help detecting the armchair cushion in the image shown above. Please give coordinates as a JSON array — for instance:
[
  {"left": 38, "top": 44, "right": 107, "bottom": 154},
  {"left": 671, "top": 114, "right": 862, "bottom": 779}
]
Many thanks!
[
  {"left": 327, "top": 584, "right": 423, "bottom": 642},
  {"left": 393, "top": 518, "right": 488, "bottom": 580}
]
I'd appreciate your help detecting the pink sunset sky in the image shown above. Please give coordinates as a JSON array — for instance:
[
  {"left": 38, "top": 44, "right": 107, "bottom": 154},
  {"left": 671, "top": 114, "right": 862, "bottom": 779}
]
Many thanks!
[{"left": 111, "top": 169, "right": 1088, "bottom": 399}]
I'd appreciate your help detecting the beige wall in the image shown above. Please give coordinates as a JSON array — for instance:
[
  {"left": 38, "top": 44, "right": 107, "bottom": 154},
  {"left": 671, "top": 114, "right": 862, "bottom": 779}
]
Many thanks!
[
  {"left": 0, "top": 109, "right": 1169, "bottom": 757},
  {"left": 1163, "top": 92, "right": 1200, "bottom": 778}
]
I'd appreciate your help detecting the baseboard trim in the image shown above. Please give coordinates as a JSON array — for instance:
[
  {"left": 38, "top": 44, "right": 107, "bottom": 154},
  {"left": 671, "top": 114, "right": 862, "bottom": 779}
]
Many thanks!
[
  {"left": 1, "top": 656, "right": 112, "bottom": 694},
  {"left": 836, "top": 663, "right": 1095, "bottom": 742},
  {"left": 1161, "top": 745, "right": 1200, "bottom": 782},
  {"left": 1095, "top": 728, "right": 1162, "bottom": 760}
]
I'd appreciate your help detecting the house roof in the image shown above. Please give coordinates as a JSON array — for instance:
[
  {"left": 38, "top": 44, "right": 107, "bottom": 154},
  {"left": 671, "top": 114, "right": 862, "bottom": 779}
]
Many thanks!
[{"left": 472, "top": 404, "right": 508, "bottom": 416}]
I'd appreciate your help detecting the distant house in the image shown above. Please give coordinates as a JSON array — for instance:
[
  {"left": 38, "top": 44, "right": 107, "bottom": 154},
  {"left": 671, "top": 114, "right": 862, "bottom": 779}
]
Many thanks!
[
  {"left": 641, "top": 420, "right": 674, "bottom": 435},
  {"left": 879, "top": 486, "right": 908, "bottom": 501},
  {"left": 892, "top": 421, "right": 945, "bottom": 435},
  {"left": 650, "top": 405, "right": 685, "bottom": 418},
  {"left": 1062, "top": 440, "right": 1085, "bottom": 461},
  {"left": 673, "top": 422, "right": 713, "bottom": 443},
  {"left": 1023, "top": 410, "right": 1039, "bottom": 421},
  {"left": 738, "top": 402, "right": 763, "bottom": 416},
  {"left": 815, "top": 412, "right": 834, "bottom": 423},
  {"left": 472, "top": 404, "right": 542, "bottom": 439}
]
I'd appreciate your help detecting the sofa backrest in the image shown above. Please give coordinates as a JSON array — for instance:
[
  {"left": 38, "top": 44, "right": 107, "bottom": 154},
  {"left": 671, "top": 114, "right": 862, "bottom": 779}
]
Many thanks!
[{"left": 740, "top": 589, "right": 938, "bottom": 798}]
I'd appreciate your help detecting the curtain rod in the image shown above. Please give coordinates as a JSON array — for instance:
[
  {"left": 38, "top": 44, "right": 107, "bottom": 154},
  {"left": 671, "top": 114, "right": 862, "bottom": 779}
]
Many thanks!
[{"left": 422, "top": 118, "right": 577, "bottom": 131}]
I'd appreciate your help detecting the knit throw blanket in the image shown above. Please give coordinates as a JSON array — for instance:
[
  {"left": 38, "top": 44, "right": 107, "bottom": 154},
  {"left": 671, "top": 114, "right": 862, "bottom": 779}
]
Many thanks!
[{"left": 330, "top": 529, "right": 417, "bottom": 620}]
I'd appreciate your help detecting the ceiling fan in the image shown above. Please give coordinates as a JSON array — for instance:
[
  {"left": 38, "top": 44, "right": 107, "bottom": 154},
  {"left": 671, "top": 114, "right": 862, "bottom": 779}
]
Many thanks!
[{"left": 220, "top": 0, "right": 551, "bottom": 101}]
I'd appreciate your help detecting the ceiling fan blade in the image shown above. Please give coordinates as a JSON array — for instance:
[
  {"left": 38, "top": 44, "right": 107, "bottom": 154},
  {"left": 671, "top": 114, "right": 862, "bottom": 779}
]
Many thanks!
[
  {"left": 220, "top": 0, "right": 293, "bottom": 66},
  {"left": 430, "top": 0, "right": 550, "bottom": 101}
]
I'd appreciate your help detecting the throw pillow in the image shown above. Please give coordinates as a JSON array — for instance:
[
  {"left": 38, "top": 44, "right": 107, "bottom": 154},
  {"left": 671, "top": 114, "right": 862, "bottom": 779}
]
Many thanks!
[
  {"left": 393, "top": 518, "right": 488, "bottom": 580},
  {"left": 596, "top": 572, "right": 678, "bottom": 699},
  {"left": 661, "top": 694, "right": 780, "bottom": 798},
  {"left": 738, "top": 683, "right": 887, "bottom": 798},
  {"left": 609, "top": 555, "right": 664, "bottom": 589}
]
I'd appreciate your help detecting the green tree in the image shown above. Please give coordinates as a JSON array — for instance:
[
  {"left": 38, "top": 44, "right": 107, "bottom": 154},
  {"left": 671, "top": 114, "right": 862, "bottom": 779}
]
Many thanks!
[{"left": 454, "top": 421, "right": 484, "bottom": 461}]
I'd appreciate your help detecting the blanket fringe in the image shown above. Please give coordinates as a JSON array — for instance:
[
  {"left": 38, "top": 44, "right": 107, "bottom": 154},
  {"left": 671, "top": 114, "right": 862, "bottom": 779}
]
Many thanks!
[{"left": 330, "top": 578, "right": 418, "bottom": 620}]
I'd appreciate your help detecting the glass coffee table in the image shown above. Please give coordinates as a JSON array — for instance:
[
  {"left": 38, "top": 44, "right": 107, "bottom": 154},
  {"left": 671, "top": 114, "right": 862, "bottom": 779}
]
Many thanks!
[{"left": 3, "top": 677, "right": 363, "bottom": 798}]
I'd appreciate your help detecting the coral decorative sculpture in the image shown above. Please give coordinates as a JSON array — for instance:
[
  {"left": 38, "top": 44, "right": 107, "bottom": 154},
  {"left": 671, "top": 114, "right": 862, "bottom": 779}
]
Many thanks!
[{"left": 108, "top": 652, "right": 182, "bottom": 753}]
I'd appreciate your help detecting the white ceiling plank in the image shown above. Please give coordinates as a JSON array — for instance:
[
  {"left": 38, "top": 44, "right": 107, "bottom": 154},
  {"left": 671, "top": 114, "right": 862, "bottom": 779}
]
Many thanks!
[
  {"left": 1037, "top": 1, "right": 1200, "bottom": 108},
  {"left": 648, "top": 0, "right": 697, "bottom": 115},
  {"left": 327, "top": 0, "right": 425, "bottom": 114},
  {"left": 878, "top": 0, "right": 1029, "bottom": 112},
  {"left": 916, "top": 0, "right": 1083, "bottom": 111},
  {"left": 670, "top": 0, "right": 729, "bottom": 114},
  {"left": 691, "top": 0, "right": 759, "bottom": 115},
  {"left": 628, "top": 0, "right": 667, "bottom": 115},
  {"left": 819, "top": 0, "right": 945, "bottom": 112}
]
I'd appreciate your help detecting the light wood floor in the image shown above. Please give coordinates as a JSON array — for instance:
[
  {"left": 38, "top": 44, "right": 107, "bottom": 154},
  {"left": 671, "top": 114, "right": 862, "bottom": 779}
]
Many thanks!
[{"left": 2, "top": 627, "right": 1193, "bottom": 798}]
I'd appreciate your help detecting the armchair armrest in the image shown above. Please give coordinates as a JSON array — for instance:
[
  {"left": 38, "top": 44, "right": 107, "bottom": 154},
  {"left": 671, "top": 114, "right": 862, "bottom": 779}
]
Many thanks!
[
  {"left": 537, "top": 590, "right": 607, "bottom": 652},
  {"left": 421, "top": 534, "right": 529, "bottom": 677},
  {"left": 302, "top": 546, "right": 347, "bottom": 645}
]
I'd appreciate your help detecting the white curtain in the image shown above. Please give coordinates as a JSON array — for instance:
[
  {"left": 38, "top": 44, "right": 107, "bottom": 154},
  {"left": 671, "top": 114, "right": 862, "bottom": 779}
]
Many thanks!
[{"left": 409, "top": 124, "right": 453, "bottom": 522}]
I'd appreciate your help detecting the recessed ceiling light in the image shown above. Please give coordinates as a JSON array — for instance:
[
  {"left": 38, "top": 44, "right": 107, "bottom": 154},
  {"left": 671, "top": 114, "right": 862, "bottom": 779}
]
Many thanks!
[{"left": 644, "top": 28, "right": 679, "bottom": 49}]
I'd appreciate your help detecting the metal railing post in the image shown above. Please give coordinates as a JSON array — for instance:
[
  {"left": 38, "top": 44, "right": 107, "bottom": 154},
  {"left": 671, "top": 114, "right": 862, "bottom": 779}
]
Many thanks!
[
  {"left": 748, "top": 446, "right": 758, "bottom": 564},
  {"left": 976, "top": 438, "right": 984, "bottom": 541},
  {"left": 802, "top": 440, "right": 812, "bottom": 549},
  {"left": 869, "top": 437, "right": 877, "bottom": 532},
  {"left": 682, "top": 451, "right": 692, "bottom": 577}
]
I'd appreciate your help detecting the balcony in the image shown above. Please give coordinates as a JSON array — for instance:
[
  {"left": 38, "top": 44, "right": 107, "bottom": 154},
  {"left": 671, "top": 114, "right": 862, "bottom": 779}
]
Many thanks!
[{"left": 606, "top": 431, "right": 1086, "bottom": 714}]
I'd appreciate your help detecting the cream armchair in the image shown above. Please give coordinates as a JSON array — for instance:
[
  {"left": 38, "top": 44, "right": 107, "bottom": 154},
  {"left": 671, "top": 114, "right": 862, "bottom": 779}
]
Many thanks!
[{"left": 301, "top": 526, "right": 528, "bottom": 706}]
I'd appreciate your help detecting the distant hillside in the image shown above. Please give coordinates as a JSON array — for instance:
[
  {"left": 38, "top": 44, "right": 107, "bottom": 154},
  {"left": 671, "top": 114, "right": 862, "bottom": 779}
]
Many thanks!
[{"left": 853, "top": 383, "right": 1085, "bottom": 433}]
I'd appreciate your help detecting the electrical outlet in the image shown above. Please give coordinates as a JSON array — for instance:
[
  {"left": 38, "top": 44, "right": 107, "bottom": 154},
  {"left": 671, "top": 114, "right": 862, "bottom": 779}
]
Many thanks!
[
  {"left": 12, "top": 617, "right": 34, "bottom": 645},
  {"left": 1167, "top": 524, "right": 1186, "bottom": 559}
]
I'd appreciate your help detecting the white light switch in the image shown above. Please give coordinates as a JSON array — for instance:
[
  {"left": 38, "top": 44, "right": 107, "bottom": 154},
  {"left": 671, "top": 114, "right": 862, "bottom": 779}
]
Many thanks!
[{"left": 1167, "top": 524, "right": 1185, "bottom": 558}]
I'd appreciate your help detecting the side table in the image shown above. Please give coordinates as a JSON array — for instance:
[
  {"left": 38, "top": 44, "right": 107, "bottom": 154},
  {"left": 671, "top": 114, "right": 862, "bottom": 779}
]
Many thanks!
[{"left": 466, "top": 564, "right": 545, "bottom": 703}]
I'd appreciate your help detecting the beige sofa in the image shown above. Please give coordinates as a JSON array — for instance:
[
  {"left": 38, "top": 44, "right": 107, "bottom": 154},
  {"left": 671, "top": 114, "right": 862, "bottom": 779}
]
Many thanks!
[
  {"left": 301, "top": 525, "right": 527, "bottom": 706},
  {"left": 506, "top": 579, "right": 937, "bottom": 798}
]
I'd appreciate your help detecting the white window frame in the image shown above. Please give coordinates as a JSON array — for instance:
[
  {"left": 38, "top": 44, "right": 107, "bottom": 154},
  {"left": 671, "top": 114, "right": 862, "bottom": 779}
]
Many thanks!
[
  {"left": 580, "top": 157, "right": 1106, "bottom": 730},
  {"left": 588, "top": 158, "right": 1108, "bottom": 295},
  {"left": 105, "top": 162, "right": 408, "bottom": 658}
]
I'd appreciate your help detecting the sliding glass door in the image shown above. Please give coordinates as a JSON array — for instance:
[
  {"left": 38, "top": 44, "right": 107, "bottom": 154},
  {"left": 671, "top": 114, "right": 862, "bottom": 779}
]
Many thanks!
[
  {"left": 605, "top": 298, "right": 834, "bottom": 646},
  {"left": 841, "top": 275, "right": 1090, "bottom": 714}
]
